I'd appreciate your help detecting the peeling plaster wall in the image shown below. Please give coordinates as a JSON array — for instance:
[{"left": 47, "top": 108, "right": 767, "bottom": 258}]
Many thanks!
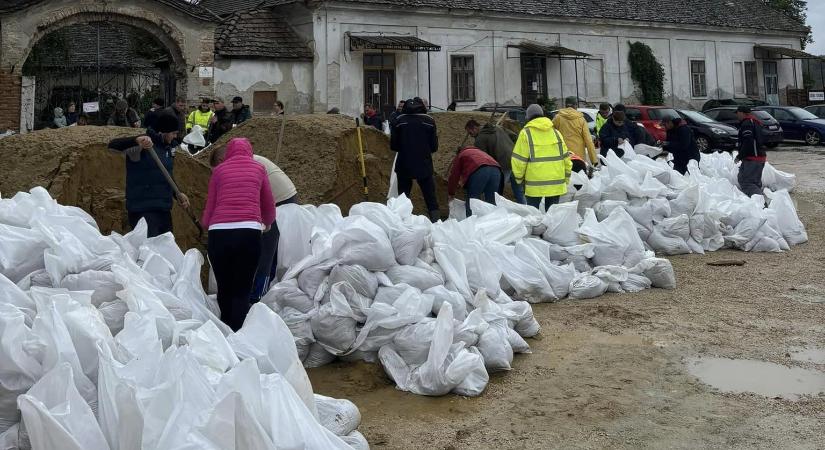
[
  {"left": 213, "top": 59, "right": 314, "bottom": 114},
  {"left": 308, "top": 4, "right": 803, "bottom": 116}
]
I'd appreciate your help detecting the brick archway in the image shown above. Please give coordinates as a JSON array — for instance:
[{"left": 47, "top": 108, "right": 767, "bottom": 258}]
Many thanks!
[{"left": 0, "top": 0, "right": 217, "bottom": 131}]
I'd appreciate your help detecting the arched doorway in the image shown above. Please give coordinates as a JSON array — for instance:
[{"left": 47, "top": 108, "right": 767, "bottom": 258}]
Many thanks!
[{"left": 22, "top": 20, "right": 185, "bottom": 130}]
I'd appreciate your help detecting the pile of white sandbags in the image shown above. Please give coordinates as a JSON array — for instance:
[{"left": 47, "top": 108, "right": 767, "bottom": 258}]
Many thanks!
[
  {"left": 0, "top": 187, "right": 366, "bottom": 450},
  {"left": 553, "top": 147, "right": 807, "bottom": 256},
  {"left": 267, "top": 193, "right": 675, "bottom": 396}
]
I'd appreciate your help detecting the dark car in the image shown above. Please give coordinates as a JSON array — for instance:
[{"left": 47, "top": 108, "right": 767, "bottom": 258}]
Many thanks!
[
  {"left": 703, "top": 107, "right": 783, "bottom": 148},
  {"left": 676, "top": 109, "right": 738, "bottom": 153},
  {"left": 474, "top": 103, "right": 526, "bottom": 124},
  {"left": 803, "top": 104, "right": 825, "bottom": 119},
  {"left": 701, "top": 98, "right": 769, "bottom": 112},
  {"left": 755, "top": 106, "right": 825, "bottom": 146}
]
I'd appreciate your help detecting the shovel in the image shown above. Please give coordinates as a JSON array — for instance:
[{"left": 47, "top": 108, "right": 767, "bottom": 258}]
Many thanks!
[{"left": 146, "top": 145, "right": 205, "bottom": 239}]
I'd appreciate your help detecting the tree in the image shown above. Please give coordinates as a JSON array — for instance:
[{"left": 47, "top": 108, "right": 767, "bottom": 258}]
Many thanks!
[
  {"left": 763, "top": 0, "right": 813, "bottom": 48},
  {"left": 627, "top": 42, "right": 665, "bottom": 105}
]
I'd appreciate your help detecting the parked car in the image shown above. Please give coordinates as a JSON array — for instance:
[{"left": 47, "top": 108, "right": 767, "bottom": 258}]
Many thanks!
[
  {"left": 755, "top": 106, "right": 825, "bottom": 146},
  {"left": 676, "top": 109, "right": 738, "bottom": 153},
  {"left": 703, "top": 107, "right": 784, "bottom": 148},
  {"left": 701, "top": 98, "right": 769, "bottom": 112},
  {"left": 803, "top": 104, "right": 825, "bottom": 119},
  {"left": 623, "top": 105, "right": 680, "bottom": 142},
  {"left": 474, "top": 103, "right": 526, "bottom": 125}
]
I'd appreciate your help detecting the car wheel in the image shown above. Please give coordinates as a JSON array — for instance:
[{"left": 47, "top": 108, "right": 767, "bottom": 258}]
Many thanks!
[
  {"left": 804, "top": 130, "right": 821, "bottom": 146},
  {"left": 695, "top": 135, "right": 710, "bottom": 153}
]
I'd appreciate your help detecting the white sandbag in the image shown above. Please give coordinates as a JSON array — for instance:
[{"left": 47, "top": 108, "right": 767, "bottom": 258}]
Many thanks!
[
  {"left": 541, "top": 201, "right": 580, "bottom": 246},
  {"left": 433, "top": 245, "right": 472, "bottom": 301},
  {"left": 0, "top": 224, "right": 48, "bottom": 283},
  {"left": 392, "top": 228, "right": 428, "bottom": 266},
  {"left": 330, "top": 216, "right": 396, "bottom": 271},
  {"left": 60, "top": 270, "right": 121, "bottom": 307},
  {"left": 18, "top": 363, "right": 108, "bottom": 450},
  {"left": 632, "top": 258, "right": 676, "bottom": 289},
  {"left": 261, "top": 279, "right": 314, "bottom": 314},
  {"left": 228, "top": 303, "right": 318, "bottom": 418},
  {"left": 303, "top": 343, "right": 336, "bottom": 368},
  {"left": 341, "top": 430, "right": 370, "bottom": 450},
  {"left": 451, "top": 346, "right": 489, "bottom": 397},
  {"left": 391, "top": 320, "right": 437, "bottom": 366},
  {"left": 0, "top": 303, "right": 42, "bottom": 434},
  {"left": 514, "top": 241, "right": 575, "bottom": 299},
  {"left": 310, "top": 289, "right": 358, "bottom": 355},
  {"left": 487, "top": 242, "right": 555, "bottom": 303},
  {"left": 277, "top": 204, "right": 317, "bottom": 273},
  {"left": 500, "top": 301, "right": 541, "bottom": 338},
  {"left": 578, "top": 208, "right": 646, "bottom": 267},
  {"left": 621, "top": 273, "right": 652, "bottom": 293},
  {"left": 426, "top": 285, "right": 468, "bottom": 322},
  {"left": 762, "top": 162, "right": 796, "bottom": 192},
  {"left": 506, "top": 327, "right": 531, "bottom": 354},
  {"left": 568, "top": 273, "right": 609, "bottom": 299},
  {"left": 385, "top": 265, "right": 443, "bottom": 292},
  {"left": 766, "top": 189, "right": 808, "bottom": 245},
  {"left": 647, "top": 228, "right": 691, "bottom": 255},
  {"left": 476, "top": 320, "right": 514, "bottom": 372},
  {"left": 460, "top": 241, "right": 502, "bottom": 297},
  {"left": 315, "top": 394, "right": 361, "bottom": 437},
  {"left": 297, "top": 262, "right": 333, "bottom": 298}
]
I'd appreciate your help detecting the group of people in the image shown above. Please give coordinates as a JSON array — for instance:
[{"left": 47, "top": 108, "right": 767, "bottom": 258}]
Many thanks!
[
  {"left": 442, "top": 98, "right": 766, "bottom": 218},
  {"left": 107, "top": 100, "right": 296, "bottom": 331},
  {"left": 52, "top": 102, "right": 88, "bottom": 128}
]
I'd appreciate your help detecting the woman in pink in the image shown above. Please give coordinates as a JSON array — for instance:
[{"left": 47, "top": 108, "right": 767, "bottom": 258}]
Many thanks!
[{"left": 202, "top": 137, "right": 275, "bottom": 331}]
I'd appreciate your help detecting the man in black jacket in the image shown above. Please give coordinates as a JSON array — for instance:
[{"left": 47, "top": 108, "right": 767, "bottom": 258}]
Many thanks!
[
  {"left": 143, "top": 98, "right": 165, "bottom": 131},
  {"left": 231, "top": 96, "right": 252, "bottom": 125},
  {"left": 107, "top": 112, "right": 190, "bottom": 237},
  {"left": 735, "top": 106, "right": 767, "bottom": 197},
  {"left": 598, "top": 104, "right": 637, "bottom": 158},
  {"left": 661, "top": 116, "right": 699, "bottom": 174},
  {"left": 390, "top": 97, "right": 440, "bottom": 221}
]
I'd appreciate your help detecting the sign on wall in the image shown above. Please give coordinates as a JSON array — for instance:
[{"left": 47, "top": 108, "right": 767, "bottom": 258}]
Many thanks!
[
  {"left": 809, "top": 91, "right": 824, "bottom": 102},
  {"left": 198, "top": 66, "right": 214, "bottom": 78},
  {"left": 83, "top": 102, "right": 100, "bottom": 113}
]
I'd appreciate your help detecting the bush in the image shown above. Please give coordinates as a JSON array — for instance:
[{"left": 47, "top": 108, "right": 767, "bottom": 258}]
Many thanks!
[{"left": 628, "top": 42, "right": 665, "bottom": 105}]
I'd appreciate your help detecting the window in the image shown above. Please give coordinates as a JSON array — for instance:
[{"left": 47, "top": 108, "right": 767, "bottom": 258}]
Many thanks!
[
  {"left": 718, "top": 110, "right": 737, "bottom": 122},
  {"left": 771, "top": 108, "right": 794, "bottom": 121},
  {"left": 625, "top": 108, "right": 642, "bottom": 121},
  {"left": 733, "top": 62, "right": 745, "bottom": 96},
  {"left": 690, "top": 60, "right": 707, "bottom": 98},
  {"left": 745, "top": 61, "right": 758, "bottom": 96},
  {"left": 253, "top": 91, "right": 277, "bottom": 116},
  {"left": 451, "top": 55, "right": 475, "bottom": 102},
  {"left": 585, "top": 59, "right": 605, "bottom": 98}
]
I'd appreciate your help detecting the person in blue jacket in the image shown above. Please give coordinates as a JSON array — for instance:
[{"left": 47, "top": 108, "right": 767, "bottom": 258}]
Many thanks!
[{"left": 107, "top": 112, "right": 190, "bottom": 237}]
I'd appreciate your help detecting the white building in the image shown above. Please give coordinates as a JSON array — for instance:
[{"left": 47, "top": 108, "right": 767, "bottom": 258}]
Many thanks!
[{"left": 250, "top": 0, "right": 810, "bottom": 117}]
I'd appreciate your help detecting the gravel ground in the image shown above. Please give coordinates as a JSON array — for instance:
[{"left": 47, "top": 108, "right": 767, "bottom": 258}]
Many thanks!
[{"left": 309, "top": 147, "right": 825, "bottom": 449}]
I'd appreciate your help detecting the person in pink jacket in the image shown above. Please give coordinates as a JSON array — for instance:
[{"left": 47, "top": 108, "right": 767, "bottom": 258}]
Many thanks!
[{"left": 202, "top": 137, "right": 275, "bottom": 331}]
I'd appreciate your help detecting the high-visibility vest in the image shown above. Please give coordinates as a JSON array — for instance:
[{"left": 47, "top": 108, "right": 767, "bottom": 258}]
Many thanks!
[
  {"left": 186, "top": 109, "right": 213, "bottom": 132},
  {"left": 510, "top": 117, "right": 572, "bottom": 197}
]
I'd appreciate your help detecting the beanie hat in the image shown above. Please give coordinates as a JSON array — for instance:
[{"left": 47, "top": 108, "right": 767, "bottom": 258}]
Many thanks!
[
  {"left": 565, "top": 96, "right": 577, "bottom": 107},
  {"left": 525, "top": 104, "right": 544, "bottom": 121},
  {"left": 155, "top": 112, "right": 179, "bottom": 133}
]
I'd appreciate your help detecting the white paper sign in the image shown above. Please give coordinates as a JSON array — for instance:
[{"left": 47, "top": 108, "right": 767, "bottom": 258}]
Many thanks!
[
  {"left": 198, "top": 66, "right": 214, "bottom": 78},
  {"left": 809, "top": 91, "right": 824, "bottom": 102},
  {"left": 82, "top": 102, "right": 99, "bottom": 113},
  {"left": 532, "top": 82, "right": 538, "bottom": 91},
  {"left": 373, "top": 84, "right": 380, "bottom": 94}
]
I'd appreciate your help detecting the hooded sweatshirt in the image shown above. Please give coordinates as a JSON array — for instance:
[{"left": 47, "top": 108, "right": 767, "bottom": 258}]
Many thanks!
[
  {"left": 552, "top": 108, "right": 597, "bottom": 164},
  {"left": 201, "top": 138, "right": 275, "bottom": 229},
  {"left": 53, "top": 108, "right": 67, "bottom": 128}
]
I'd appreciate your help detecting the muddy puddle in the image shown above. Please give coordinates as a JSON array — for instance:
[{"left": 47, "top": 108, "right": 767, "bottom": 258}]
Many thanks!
[
  {"left": 687, "top": 357, "right": 825, "bottom": 400},
  {"left": 790, "top": 347, "right": 825, "bottom": 364}
]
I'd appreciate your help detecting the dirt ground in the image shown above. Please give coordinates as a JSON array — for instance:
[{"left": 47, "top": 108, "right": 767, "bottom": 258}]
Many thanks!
[{"left": 309, "top": 147, "right": 825, "bottom": 449}]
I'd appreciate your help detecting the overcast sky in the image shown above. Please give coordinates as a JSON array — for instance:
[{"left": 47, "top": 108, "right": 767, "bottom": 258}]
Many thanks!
[{"left": 807, "top": 2, "right": 825, "bottom": 55}]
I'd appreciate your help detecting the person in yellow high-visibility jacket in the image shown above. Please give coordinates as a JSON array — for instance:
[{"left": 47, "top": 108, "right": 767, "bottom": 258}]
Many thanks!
[
  {"left": 511, "top": 104, "right": 572, "bottom": 212},
  {"left": 186, "top": 99, "right": 214, "bottom": 134}
]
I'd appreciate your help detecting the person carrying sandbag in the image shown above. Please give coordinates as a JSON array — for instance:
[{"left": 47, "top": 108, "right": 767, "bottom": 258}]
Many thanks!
[
  {"left": 447, "top": 146, "right": 502, "bottom": 217},
  {"left": 511, "top": 104, "right": 572, "bottom": 212},
  {"left": 107, "top": 112, "right": 190, "bottom": 237},
  {"left": 202, "top": 138, "right": 275, "bottom": 331}
]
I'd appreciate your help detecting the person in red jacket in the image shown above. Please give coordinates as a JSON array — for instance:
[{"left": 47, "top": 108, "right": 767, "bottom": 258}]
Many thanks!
[
  {"left": 447, "top": 146, "right": 502, "bottom": 217},
  {"left": 202, "top": 137, "right": 275, "bottom": 331}
]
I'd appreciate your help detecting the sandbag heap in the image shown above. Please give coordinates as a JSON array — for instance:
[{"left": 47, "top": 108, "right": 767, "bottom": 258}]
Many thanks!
[
  {"left": 265, "top": 194, "right": 675, "bottom": 396},
  {"left": 556, "top": 146, "right": 808, "bottom": 255},
  {"left": 0, "top": 187, "right": 367, "bottom": 450}
]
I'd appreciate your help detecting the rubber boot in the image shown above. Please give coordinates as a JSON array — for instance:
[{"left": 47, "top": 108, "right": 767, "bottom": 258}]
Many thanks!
[{"left": 429, "top": 210, "right": 441, "bottom": 223}]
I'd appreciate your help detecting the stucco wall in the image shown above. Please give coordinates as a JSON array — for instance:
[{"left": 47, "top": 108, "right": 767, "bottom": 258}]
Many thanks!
[
  {"left": 213, "top": 59, "right": 314, "bottom": 114},
  {"left": 307, "top": 4, "right": 804, "bottom": 116}
]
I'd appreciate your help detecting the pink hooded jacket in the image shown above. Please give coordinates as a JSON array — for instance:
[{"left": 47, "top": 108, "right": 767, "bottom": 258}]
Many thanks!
[{"left": 202, "top": 138, "right": 276, "bottom": 228}]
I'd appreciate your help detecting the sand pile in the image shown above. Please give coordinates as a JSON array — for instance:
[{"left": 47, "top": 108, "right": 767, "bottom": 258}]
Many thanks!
[
  {"left": 0, "top": 126, "right": 212, "bottom": 250},
  {"left": 203, "top": 114, "right": 450, "bottom": 215}
]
